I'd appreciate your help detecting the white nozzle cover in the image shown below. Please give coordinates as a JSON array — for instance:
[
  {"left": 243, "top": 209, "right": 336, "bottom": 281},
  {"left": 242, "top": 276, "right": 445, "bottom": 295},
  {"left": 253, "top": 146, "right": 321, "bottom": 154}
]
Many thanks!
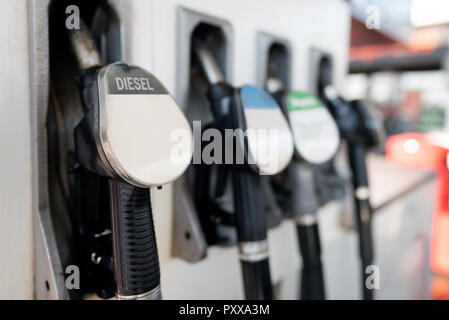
[{"left": 97, "top": 63, "right": 193, "bottom": 187}]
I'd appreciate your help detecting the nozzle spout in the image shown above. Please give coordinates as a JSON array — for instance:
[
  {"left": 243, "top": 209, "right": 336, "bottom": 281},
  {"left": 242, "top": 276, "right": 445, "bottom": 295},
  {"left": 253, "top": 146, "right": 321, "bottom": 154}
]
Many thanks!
[
  {"left": 193, "top": 40, "right": 225, "bottom": 85},
  {"left": 68, "top": 21, "right": 102, "bottom": 70}
]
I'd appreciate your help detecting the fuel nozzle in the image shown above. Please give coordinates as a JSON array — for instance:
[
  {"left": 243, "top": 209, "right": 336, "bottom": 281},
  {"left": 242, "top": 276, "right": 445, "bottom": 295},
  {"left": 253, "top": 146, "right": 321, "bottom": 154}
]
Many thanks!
[
  {"left": 318, "top": 57, "right": 379, "bottom": 148},
  {"left": 192, "top": 38, "right": 294, "bottom": 299},
  {"left": 265, "top": 57, "right": 339, "bottom": 299},
  {"left": 317, "top": 57, "right": 376, "bottom": 300},
  {"left": 69, "top": 19, "right": 192, "bottom": 300}
]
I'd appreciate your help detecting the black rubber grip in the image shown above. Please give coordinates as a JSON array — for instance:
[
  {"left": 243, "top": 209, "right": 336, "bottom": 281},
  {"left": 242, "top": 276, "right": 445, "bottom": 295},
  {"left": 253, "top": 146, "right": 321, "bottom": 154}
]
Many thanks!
[
  {"left": 241, "top": 259, "right": 273, "bottom": 300},
  {"left": 348, "top": 144, "right": 375, "bottom": 300},
  {"left": 109, "top": 180, "right": 161, "bottom": 298},
  {"left": 297, "top": 224, "right": 325, "bottom": 300},
  {"left": 348, "top": 144, "right": 369, "bottom": 189},
  {"left": 232, "top": 171, "right": 273, "bottom": 299},
  {"left": 232, "top": 170, "right": 267, "bottom": 242}
]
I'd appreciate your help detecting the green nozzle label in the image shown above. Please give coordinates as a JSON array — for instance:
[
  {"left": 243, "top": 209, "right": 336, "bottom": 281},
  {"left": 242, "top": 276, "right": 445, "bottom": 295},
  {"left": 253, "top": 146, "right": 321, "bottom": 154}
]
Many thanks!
[
  {"left": 286, "top": 91, "right": 340, "bottom": 164},
  {"left": 287, "top": 91, "right": 323, "bottom": 112}
]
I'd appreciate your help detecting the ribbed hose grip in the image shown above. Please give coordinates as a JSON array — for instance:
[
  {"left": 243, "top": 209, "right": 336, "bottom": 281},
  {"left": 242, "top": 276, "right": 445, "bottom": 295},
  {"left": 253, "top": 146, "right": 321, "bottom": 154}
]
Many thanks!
[
  {"left": 109, "top": 180, "right": 161, "bottom": 299},
  {"left": 232, "top": 170, "right": 273, "bottom": 300},
  {"left": 348, "top": 144, "right": 374, "bottom": 300},
  {"left": 300, "top": 261, "right": 325, "bottom": 300},
  {"left": 241, "top": 259, "right": 273, "bottom": 300},
  {"left": 297, "top": 224, "right": 325, "bottom": 300}
]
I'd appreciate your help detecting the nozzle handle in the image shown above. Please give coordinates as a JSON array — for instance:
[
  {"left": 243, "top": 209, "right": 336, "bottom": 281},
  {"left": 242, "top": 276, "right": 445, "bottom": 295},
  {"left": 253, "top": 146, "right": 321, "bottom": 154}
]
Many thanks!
[
  {"left": 348, "top": 144, "right": 374, "bottom": 300},
  {"left": 232, "top": 169, "right": 273, "bottom": 300},
  {"left": 290, "top": 162, "right": 326, "bottom": 299},
  {"left": 241, "top": 259, "right": 273, "bottom": 300},
  {"left": 109, "top": 180, "right": 161, "bottom": 300},
  {"left": 232, "top": 170, "right": 268, "bottom": 242},
  {"left": 297, "top": 223, "right": 325, "bottom": 300}
]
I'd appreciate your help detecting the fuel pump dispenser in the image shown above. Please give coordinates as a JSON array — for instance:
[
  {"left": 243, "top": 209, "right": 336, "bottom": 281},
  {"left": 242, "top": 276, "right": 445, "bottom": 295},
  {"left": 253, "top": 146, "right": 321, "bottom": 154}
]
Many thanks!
[
  {"left": 66, "top": 21, "right": 192, "bottom": 299},
  {"left": 192, "top": 39, "right": 294, "bottom": 299}
]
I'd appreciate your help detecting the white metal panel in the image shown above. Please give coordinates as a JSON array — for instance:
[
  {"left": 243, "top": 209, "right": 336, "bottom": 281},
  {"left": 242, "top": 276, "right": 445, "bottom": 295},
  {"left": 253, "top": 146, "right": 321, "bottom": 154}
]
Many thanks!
[{"left": 0, "top": 0, "right": 33, "bottom": 299}]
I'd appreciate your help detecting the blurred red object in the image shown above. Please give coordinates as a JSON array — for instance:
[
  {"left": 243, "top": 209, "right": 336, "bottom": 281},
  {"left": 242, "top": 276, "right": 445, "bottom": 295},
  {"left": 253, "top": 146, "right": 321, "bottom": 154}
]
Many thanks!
[
  {"left": 431, "top": 275, "right": 449, "bottom": 300},
  {"left": 386, "top": 133, "right": 449, "bottom": 282}
]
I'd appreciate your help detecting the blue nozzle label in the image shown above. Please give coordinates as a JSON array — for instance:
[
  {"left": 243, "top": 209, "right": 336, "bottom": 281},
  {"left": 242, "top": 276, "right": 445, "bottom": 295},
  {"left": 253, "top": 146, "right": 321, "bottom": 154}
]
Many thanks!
[
  {"left": 237, "top": 85, "right": 294, "bottom": 175},
  {"left": 240, "top": 86, "right": 279, "bottom": 109}
]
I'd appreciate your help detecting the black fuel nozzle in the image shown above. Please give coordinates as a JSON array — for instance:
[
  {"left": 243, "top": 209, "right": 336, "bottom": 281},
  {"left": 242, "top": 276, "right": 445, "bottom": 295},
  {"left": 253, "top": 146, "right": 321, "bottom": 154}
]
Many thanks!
[
  {"left": 318, "top": 58, "right": 377, "bottom": 300},
  {"left": 193, "top": 38, "right": 294, "bottom": 299},
  {"left": 266, "top": 71, "right": 333, "bottom": 299},
  {"left": 69, "top": 21, "right": 192, "bottom": 300}
]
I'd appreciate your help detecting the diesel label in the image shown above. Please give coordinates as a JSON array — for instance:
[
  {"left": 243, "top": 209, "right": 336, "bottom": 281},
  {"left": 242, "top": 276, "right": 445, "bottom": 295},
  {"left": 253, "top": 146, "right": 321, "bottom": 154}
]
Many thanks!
[{"left": 115, "top": 77, "right": 154, "bottom": 91}]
